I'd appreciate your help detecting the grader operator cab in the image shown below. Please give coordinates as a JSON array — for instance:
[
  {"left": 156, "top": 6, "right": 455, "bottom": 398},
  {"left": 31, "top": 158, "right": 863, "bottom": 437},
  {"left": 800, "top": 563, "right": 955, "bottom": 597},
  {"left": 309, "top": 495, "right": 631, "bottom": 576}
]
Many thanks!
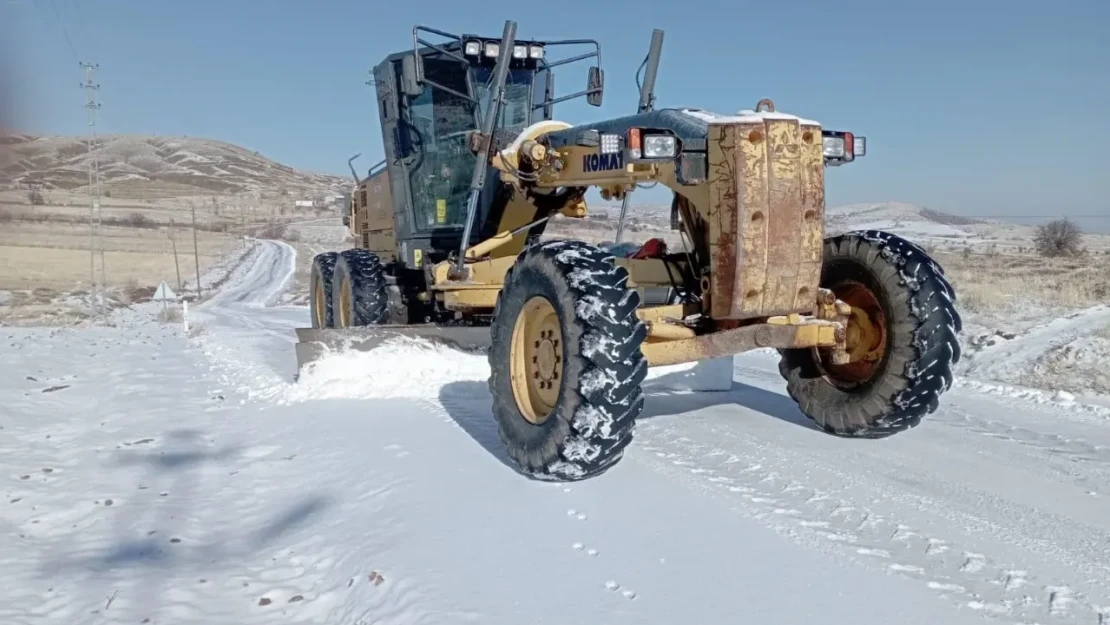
[{"left": 299, "top": 21, "right": 961, "bottom": 482}]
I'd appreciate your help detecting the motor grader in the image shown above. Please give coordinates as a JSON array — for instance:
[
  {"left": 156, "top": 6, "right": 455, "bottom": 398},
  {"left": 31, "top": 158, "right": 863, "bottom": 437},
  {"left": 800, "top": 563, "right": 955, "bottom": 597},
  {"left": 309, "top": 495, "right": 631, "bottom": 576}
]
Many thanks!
[{"left": 299, "top": 21, "right": 962, "bottom": 481}]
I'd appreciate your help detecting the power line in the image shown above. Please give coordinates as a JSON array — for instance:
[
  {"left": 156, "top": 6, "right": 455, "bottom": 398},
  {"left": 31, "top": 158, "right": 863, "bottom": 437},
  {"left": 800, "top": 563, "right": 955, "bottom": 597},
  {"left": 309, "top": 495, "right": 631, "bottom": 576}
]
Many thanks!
[
  {"left": 31, "top": 0, "right": 80, "bottom": 62},
  {"left": 80, "top": 61, "right": 104, "bottom": 315}
]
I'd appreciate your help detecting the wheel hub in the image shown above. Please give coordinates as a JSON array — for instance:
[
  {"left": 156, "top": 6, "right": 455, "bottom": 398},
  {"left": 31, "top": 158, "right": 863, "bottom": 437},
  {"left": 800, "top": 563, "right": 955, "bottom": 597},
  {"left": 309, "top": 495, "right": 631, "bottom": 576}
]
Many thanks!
[
  {"left": 823, "top": 280, "right": 887, "bottom": 385},
  {"left": 510, "top": 296, "right": 563, "bottom": 425}
]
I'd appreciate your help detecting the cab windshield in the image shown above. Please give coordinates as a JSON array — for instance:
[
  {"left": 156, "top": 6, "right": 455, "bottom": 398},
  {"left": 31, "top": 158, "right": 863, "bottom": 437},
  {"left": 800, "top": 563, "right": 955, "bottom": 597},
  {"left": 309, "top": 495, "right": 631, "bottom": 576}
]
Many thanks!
[{"left": 401, "top": 57, "right": 536, "bottom": 230}]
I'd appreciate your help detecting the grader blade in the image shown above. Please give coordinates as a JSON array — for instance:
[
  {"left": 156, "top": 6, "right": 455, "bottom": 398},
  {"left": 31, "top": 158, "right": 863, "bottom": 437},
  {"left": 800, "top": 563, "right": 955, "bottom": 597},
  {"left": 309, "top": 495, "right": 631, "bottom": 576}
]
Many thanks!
[{"left": 292, "top": 325, "right": 492, "bottom": 379}]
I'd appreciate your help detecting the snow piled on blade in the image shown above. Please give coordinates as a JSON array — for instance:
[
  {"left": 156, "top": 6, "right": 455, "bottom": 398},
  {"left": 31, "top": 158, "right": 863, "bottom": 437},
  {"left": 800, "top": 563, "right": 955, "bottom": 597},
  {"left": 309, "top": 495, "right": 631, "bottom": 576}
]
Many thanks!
[{"left": 281, "top": 337, "right": 490, "bottom": 404}]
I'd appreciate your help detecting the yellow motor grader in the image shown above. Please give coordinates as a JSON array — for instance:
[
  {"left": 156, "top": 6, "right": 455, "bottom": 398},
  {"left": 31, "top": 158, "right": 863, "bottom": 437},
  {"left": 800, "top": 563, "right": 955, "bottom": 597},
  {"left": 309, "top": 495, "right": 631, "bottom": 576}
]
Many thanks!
[{"left": 299, "top": 21, "right": 962, "bottom": 481}]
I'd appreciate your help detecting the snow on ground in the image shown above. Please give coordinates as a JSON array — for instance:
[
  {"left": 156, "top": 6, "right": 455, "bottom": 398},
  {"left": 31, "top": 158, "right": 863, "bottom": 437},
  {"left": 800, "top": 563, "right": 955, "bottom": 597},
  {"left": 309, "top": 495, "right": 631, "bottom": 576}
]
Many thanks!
[
  {"left": 3, "top": 239, "right": 1110, "bottom": 625},
  {"left": 958, "top": 304, "right": 1110, "bottom": 402}
]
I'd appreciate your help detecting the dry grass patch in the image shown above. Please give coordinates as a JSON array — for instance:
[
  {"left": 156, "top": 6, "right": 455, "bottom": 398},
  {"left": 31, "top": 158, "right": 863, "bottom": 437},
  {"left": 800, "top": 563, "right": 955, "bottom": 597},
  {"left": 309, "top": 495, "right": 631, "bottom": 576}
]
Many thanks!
[
  {"left": 936, "top": 249, "right": 1110, "bottom": 324},
  {"left": 0, "top": 221, "right": 238, "bottom": 292},
  {"left": 157, "top": 305, "right": 183, "bottom": 323}
]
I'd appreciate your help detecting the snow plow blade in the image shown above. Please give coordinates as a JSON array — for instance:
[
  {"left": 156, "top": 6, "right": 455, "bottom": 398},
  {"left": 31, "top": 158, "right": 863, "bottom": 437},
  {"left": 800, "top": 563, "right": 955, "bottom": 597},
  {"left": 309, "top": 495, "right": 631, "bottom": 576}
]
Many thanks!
[{"left": 292, "top": 325, "right": 492, "bottom": 380}]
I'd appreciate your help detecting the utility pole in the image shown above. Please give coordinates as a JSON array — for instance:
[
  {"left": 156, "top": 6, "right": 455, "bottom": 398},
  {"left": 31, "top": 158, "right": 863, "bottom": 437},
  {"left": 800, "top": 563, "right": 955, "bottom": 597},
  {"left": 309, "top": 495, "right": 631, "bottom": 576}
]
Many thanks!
[
  {"left": 168, "top": 219, "right": 182, "bottom": 291},
  {"left": 80, "top": 61, "right": 104, "bottom": 314},
  {"left": 191, "top": 204, "right": 202, "bottom": 299}
]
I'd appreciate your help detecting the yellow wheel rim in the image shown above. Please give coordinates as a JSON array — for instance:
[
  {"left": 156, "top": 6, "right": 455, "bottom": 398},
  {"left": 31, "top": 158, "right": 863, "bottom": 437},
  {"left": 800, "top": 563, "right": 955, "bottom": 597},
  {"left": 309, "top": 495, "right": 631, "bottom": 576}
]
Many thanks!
[
  {"left": 314, "top": 281, "right": 326, "bottom": 326},
  {"left": 510, "top": 296, "right": 564, "bottom": 425},
  {"left": 824, "top": 280, "right": 887, "bottom": 384},
  {"left": 337, "top": 276, "right": 351, "bottom": 328}
]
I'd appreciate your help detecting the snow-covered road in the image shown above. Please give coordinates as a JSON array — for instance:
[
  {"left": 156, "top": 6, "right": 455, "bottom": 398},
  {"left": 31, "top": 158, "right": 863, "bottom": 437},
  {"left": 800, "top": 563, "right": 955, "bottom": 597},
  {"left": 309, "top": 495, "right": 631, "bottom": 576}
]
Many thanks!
[{"left": 2, "top": 239, "right": 1108, "bottom": 625}]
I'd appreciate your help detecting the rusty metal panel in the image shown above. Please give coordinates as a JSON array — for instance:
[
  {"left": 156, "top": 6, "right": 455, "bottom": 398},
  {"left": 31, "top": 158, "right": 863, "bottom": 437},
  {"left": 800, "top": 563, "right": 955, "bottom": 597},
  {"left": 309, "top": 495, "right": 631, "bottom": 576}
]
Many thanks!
[
  {"left": 703, "top": 112, "right": 825, "bottom": 320},
  {"left": 796, "top": 125, "right": 826, "bottom": 311},
  {"left": 733, "top": 122, "right": 771, "bottom": 317},
  {"left": 761, "top": 119, "right": 805, "bottom": 314},
  {"left": 706, "top": 124, "right": 740, "bottom": 319}
]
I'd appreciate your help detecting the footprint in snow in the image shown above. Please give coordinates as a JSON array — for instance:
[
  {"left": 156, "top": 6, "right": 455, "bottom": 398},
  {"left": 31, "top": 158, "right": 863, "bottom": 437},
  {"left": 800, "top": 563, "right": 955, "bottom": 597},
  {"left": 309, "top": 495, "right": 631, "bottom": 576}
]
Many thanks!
[
  {"left": 572, "top": 543, "right": 599, "bottom": 556},
  {"left": 604, "top": 580, "right": 636, "bottom": 599},
  {"left": 959, "top": 552, "right": 986, "bottom": 573}
]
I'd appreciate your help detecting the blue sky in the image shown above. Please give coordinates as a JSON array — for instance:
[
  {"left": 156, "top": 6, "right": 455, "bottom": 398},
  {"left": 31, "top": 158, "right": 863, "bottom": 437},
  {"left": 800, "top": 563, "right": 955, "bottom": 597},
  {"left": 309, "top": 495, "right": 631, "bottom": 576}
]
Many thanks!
[{"left": 3, "top": 0, "right": 1108, "bottom": 230}]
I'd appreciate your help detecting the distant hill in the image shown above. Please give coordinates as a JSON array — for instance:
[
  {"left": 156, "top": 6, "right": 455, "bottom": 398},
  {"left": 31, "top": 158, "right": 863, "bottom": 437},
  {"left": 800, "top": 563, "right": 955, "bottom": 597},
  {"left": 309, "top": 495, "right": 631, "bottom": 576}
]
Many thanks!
[
  {"left": 589, "top": 199, "right": 1016, "bottom": 237},
  {"left": 580, "top": 199, "right": 1106, "bottom": 253},
  {"left": 824, "top": 202, "right": 986, "bottom": 240},
  {"left": 0, "top": 132, "right": 348, "bottom": 200}
]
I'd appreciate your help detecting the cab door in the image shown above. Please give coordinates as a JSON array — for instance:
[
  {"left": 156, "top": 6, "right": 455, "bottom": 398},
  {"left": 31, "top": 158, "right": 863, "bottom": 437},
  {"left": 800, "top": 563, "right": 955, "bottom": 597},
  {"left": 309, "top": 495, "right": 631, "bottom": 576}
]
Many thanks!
[{"left": 372, "top": 59, "right": 416, "bottom": 247}]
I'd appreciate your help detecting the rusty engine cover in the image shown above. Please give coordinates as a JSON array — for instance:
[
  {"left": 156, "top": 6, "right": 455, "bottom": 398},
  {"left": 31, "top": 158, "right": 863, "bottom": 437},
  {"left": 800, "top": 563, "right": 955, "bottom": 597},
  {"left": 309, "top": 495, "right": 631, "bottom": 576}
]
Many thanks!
[{"left": 705, "top": 109, "right": 825, "bottom": 320}]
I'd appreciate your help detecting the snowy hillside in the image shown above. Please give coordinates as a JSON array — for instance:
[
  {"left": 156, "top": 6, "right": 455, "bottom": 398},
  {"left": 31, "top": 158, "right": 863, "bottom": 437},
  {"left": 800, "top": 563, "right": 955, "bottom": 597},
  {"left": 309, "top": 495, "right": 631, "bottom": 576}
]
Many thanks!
[
  {"left": 2, "top": 239, "right": 1109, "bottom": 624},
  {"left": 0, "top": 133, "right": 348, "bottom": 199},
  {"left": 825, "top": 202, "right": 982, "bottom": 240}
]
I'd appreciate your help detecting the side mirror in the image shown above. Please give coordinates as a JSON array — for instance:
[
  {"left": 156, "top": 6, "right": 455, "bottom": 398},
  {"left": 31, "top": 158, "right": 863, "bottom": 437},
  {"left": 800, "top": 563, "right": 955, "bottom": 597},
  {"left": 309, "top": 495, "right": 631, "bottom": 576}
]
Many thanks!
[
  {"left": 586, "top": 66, "right": 604, "bottom": 107},
  {"left": 401, "top": 53, "right": 423, "bottom": 97},
  {"left": 543, "top": 71, "right": 555, "bottom": 119}
]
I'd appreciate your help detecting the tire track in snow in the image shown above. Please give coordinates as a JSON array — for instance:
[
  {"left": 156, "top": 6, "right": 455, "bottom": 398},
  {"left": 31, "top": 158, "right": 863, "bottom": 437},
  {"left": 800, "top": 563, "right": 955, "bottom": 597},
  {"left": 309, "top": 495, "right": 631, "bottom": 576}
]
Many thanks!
[
  {"left": 631, "top": 423, "right": 1110, "bottom": 625},
  {"left": 937, "top": 408, "right": 1110, "bottom": 498},
  {"left": 737, "top": 362, "right": 1110, "bottom": 477},
  {"left": 940, "top": 410, "right": 1110, "bottom": 465}
]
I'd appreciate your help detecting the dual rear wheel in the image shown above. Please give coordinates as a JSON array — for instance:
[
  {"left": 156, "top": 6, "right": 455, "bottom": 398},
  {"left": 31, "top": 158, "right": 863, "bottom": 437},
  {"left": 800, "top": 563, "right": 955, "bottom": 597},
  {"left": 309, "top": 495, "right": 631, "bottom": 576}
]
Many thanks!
[{"left": 308, "top": 249, "right": 388, "bottom": 329}]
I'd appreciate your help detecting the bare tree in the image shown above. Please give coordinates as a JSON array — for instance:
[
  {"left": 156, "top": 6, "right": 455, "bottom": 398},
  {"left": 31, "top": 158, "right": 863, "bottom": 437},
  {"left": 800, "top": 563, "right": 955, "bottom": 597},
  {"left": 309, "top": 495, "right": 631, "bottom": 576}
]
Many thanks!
[
  {"left": 126, "top": 212, "right": 150, "bottom": 228},
  {"left": 1033, "top": 218, "right": 1083, "bottom": 257},
  {"left": 27, "top": 189, "right": 44, "bottom": 205}
]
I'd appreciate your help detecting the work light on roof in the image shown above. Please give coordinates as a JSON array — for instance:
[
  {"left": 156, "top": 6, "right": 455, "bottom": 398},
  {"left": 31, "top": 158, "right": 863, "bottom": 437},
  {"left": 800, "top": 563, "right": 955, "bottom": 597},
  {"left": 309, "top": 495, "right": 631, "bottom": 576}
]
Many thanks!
[
  {"left": 483, "top": 41, "right": 499, "bottom": 57},
  {"left": 512, "top": 44, "right": 527, "bottom": 59},
  {"left": 528, "top": 45, "right": 544, "bottom": 59},
  {"left": 600, "top": 133, "right": 620, "bottom": 154},
  {"left": 464, "top": 40, "right": 481, "bottom": 56}
]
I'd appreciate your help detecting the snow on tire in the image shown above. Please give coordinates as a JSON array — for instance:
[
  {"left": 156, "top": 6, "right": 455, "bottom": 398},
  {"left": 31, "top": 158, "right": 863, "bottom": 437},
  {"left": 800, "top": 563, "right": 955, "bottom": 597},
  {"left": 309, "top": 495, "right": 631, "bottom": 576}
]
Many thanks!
[
  {"left": 488, "top": 240, "right": 648, "bottom": 481},
  {"left": 779, "top": 230, "right": 962, "bottom": 436},
  {"left": 309, "top": 252, "right": 338, "bottom": 328},
  {"left": 331, "top": 249, "right": 388, "bottom": 327}
]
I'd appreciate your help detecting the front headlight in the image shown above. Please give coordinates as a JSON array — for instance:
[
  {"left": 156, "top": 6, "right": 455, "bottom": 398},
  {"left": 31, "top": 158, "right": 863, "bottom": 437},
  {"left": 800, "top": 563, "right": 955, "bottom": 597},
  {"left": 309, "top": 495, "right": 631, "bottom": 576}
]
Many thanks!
[
  {"left": 643, "top": 135, "right": 676, "bottom": 159},
  {"left": 823, "top": 136, "right": 846, "bottom": 159}
]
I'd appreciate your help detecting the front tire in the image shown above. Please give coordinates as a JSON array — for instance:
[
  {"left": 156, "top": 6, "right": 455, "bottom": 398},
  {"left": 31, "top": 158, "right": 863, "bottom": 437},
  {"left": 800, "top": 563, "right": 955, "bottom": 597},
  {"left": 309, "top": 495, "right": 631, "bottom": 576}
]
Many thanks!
[
  {"left": 309, "top": 252, "right": 338, "bottom": 328},
  {"left": 779, "top": 230, "right": 962, "bottom": 436},
  {"left": 489, "top": 240, "right": 648, "bottom": 481},
  {"left": 331, "top": 249, "right": 388, "bottom": 328}
]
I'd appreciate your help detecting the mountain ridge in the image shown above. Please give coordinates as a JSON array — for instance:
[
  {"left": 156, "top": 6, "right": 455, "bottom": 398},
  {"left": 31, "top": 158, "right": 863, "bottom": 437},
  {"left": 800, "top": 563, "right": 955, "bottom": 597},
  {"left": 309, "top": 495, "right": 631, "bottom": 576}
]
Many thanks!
[{"left": 1, "top": 131, "right": 348, "bottom": 200}]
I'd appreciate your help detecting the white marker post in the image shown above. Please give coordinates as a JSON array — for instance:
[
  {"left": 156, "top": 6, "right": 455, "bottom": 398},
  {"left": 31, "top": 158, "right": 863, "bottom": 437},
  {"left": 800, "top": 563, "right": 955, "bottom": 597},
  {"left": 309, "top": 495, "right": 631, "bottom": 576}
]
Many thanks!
[{"left": 182, "top": 299, "right": 189, "bottom": 334}]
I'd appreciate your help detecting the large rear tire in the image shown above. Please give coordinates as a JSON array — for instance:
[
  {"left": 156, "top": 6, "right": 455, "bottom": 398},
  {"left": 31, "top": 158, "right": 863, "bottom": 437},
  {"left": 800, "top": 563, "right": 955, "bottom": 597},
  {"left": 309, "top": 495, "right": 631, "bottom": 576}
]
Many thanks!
[
  {"left": 488, "top": 240, "right": 648, "bottom": 481},
  {"left": 331, "top": 249, "right": 388, "bottom": 328},
  {"left": 779, "top": 230, "right": 962, "bottom": 436},
  {"left": 309, "top": 252, "right": 338, "bottom": 329}
]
